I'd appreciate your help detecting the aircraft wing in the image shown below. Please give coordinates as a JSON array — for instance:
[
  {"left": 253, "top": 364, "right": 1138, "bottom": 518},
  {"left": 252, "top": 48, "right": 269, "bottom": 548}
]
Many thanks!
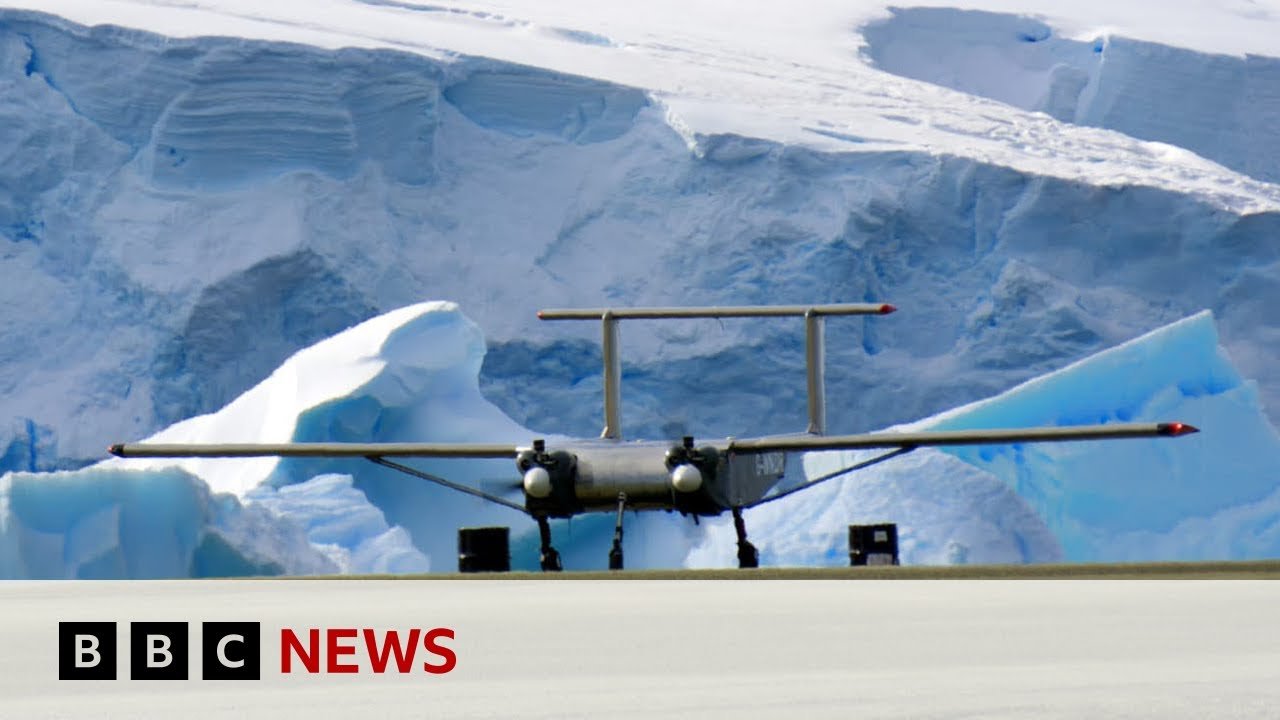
[
  {"left": 724, "top": 422, "right": 1198, "bottom": 453},
  {"left": 108, "top": 442, "right": 521, "bottom": 458},
  {"left": 108, "top": 441, "right": 531, "bottom": 515}
]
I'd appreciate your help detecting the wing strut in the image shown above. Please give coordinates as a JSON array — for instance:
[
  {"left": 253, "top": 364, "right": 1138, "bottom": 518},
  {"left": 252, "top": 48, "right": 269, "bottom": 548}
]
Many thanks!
[
  {"left": 366, "top": 456, "right": 531, "bottom": 516},
  {"left": 742, "top": 446, "right": 916, "bottom": 510}
]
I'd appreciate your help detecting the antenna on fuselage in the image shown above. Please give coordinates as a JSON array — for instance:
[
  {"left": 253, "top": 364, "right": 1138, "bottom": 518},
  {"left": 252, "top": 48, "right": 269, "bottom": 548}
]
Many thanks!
[{"left": 537, "top": 303, "right": 896, "bottom": 440}]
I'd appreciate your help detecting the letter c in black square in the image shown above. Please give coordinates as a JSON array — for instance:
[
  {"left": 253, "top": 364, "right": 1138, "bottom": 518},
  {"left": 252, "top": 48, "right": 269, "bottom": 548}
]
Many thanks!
[
  {"left": 203, "top": 622, "right": 261, "bottom": 680},
  {"left": 59, "top": 622, "right": 117, "bottom": 680}
]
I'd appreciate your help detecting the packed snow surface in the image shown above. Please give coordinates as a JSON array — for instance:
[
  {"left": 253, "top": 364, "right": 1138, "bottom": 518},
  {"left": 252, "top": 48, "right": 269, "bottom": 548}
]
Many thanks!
[{"left": 2, "top": 303, "right": 1275, "bottom": 576}]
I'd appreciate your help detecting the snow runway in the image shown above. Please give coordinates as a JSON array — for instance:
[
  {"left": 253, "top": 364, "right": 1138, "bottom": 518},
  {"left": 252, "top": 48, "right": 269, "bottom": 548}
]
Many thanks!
[{"left": 2, "top": 579, "right": 1278, "bottom": 718}]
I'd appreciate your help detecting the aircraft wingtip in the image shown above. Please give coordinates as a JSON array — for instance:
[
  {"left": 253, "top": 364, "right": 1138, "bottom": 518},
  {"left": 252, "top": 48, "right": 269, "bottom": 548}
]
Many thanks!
[
  {"left": 1158, "top": 422, "right": 1199, "bottom": 437},
  {"left": 879, "top": 303, "right": 897, "bottom": 315},
  {"left": 107, "top": 444, "right": 125, "bottom": 456}
]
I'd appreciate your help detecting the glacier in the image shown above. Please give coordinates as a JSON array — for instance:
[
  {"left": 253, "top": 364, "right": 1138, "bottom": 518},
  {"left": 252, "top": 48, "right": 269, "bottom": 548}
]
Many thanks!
[
  {"left": 2, "top": 3, "right": 1280, "bottom": 475},
  {"left": 0, "top": 1, "right": 1278, "bottom": 574},
  {"left": 2, "top": 302, "right": 1276, "bottom": 577}
]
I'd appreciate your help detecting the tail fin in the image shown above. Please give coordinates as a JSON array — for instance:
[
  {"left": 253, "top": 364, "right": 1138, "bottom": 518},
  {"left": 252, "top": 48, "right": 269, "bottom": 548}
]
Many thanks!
[{"left": 537, "top": 303, "right": 897, "bottom": 439}]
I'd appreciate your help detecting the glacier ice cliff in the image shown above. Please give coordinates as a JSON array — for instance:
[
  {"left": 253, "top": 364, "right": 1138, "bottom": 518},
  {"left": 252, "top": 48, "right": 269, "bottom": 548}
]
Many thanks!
[{"left": 1, "top": 8, "right": 1279, "bottom": 481}]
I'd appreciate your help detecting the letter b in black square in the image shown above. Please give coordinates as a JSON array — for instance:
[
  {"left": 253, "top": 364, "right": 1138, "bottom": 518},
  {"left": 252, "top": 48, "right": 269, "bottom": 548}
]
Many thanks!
[
  {"left": 59, "top": 622, "right": 117, "bottom": 680},
  {"left": 203, "top": 622, "right": 261, "bottom": 680},
  {"left": 130, "top": 622, "right": 189, "bottom": 680}
]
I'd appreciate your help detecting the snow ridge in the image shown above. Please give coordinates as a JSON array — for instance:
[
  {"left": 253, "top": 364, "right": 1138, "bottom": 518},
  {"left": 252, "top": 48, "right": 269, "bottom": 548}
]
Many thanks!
[{"left": 863, "top": 7, "right": 1280, "bottom": 184}]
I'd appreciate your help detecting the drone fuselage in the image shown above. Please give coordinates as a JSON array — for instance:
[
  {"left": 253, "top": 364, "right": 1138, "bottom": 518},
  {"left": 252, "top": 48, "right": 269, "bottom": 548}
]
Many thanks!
[{"left": 519, "top": 439, "right": 788, "bottom": 518}]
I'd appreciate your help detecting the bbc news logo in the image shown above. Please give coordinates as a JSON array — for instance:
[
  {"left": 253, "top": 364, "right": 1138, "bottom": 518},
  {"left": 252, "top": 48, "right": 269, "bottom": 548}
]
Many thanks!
[
  {"left": 58, "top": 622, "right": 456, "bottom": 680},
  {"left": 59, "top": 622, "right": 261, "bottom": 681}
]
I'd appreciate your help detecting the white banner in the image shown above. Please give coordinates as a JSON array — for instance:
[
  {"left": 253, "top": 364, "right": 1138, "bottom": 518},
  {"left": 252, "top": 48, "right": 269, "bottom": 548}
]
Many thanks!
[{"left": 3, "top": 580, "right": 1280, "bottom": 718}]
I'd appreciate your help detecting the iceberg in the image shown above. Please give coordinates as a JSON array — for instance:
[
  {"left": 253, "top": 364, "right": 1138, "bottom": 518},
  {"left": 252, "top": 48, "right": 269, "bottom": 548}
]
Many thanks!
[
  {"left": 701, "top": 310, "right": 1280, "bottom": 567},
  {"left": 0, "top": 466, "right": 335, "bottom": 579}
]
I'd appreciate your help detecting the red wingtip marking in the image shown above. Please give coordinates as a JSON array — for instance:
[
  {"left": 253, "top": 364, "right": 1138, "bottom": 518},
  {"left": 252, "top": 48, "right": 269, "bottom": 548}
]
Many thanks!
[
  {"left": 536, "top": 311, "right": 545, "bottom": 319},
  {"left": 1160, "top": 422, "right": 1200, "bottom": 436},
  {"left": 108, "top": 444, "right": 125, "bottom": 456},
  {"left": 879, "top": 303, "right": 897, "bottom": 314}
]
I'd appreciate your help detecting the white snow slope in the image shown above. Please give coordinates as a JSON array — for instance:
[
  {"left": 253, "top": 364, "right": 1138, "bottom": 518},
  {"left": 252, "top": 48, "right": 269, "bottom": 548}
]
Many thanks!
[{"left": 2, "top": 302, "right": 1275, "bottom": 577}]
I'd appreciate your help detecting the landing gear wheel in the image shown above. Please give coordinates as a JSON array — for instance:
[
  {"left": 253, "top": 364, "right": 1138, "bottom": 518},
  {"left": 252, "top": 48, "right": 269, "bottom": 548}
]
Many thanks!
[
  {"left": 541, "top": 547, "right": 562, "bottom": 572},
  {"left": 537, "top": 516, "right": 562, "bottom": 572},
  {"left": 733, "top": 507, "right": 759, "bottom": 569}
]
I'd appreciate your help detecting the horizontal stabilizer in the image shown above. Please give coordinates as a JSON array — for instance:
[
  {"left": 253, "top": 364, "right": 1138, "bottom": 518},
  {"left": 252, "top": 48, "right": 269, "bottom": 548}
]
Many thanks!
[{"left": 537, "top": 303, "right": 895, "bottom": 320}]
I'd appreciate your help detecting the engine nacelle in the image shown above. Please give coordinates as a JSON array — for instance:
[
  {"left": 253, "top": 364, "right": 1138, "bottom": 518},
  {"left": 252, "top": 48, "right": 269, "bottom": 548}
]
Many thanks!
[
  {"left": 664, "top": 436, "right": 718, "bottom": 501},
  {"left": 669, "top": 463, "right": 703, "bottom": 493},
  {"left": 516, "top": 440, "right": 580, "bottom": 516},
  {"left": 522, "top": 466, "right": 552, "bottom": 498}
]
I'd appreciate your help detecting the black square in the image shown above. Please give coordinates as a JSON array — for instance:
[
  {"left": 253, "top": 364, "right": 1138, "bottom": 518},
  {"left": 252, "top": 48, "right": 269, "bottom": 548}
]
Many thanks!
[
  {"left": 58, "top": 621, "right": 117, "bottom": 680},
  {"left": 202, "top": 622, "right": 261, "bottom": 680},
  {"left": 130, "top": 622, "right": 189, "bottom": 680}
]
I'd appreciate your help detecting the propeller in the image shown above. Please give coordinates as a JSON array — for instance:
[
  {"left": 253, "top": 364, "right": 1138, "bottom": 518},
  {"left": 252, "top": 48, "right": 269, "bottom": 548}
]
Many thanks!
[
  {"left": 479, "top": 438, "right": 557, "bottom": 499},
  {"left": 478, "top": 477, "right": 526, "bottom": 497},
  {"left": 478, "top": 471, "right": 553, "bottom": 499}
]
